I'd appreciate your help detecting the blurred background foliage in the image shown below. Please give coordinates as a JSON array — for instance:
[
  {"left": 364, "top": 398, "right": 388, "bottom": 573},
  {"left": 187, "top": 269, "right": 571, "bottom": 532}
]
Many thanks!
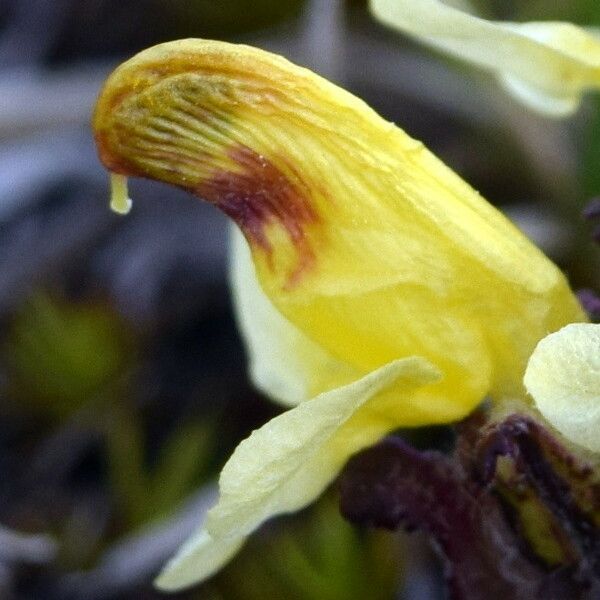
[{"left": 0, "top": 1, "right": 599, "bottom": 599}]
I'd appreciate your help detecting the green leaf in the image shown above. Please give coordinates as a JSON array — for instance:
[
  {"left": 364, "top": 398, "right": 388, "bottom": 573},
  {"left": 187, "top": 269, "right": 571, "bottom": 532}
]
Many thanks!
[
  {"left": 149, "top": 421, "right": 215, "bottom": 520},
  {"left": 4, "top": 293, "right": 129, "bottom": 418}
]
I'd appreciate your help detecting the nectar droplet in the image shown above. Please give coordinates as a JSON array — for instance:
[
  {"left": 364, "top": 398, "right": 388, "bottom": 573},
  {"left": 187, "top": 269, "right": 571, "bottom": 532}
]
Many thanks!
[{"left": 110, "top": 173, "right": 132, "bottom": 215}]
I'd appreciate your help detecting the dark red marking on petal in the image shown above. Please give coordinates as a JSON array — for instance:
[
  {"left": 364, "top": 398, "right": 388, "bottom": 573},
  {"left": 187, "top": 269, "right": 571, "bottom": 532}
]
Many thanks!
[{"left": 197, "top": 145, "right": 319, "bottom": 283}]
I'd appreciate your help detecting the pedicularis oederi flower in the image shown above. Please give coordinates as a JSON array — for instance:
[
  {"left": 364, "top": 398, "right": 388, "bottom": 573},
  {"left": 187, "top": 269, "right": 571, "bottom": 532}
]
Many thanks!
[
  {"left": 370, "top": 0, "right": 600, "bottom": 116},
  {"left": 92, "top": 39, "right": 598, "bottom": 591}
]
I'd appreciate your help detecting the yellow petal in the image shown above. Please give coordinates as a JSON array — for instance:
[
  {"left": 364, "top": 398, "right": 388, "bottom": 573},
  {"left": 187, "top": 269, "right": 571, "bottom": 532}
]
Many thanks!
[
  {"left": 230, "top": 226, "right": 357, "bottom": 406},
  {"left": 206, "top": 358, "right": 439, "bottom": 540},
  {"left": 370, "top": 0, "right": 600, "bottom": 116},
  {"left": 93, "top": 40, "right": 585, "bottom": 426},
  {"left": 155, "top": 529, "right": 245, "bottom": 592},
  {"left": 524, "top": 323, "right": 600, "bottom": 453}
]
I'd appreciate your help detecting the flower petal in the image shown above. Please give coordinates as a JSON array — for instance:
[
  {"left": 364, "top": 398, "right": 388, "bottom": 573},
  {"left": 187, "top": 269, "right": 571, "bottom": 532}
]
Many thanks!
[
  {"left": 524, "top": 323, "right": 600, "bottom": 453},
  {"left": 155, "top": 529, "right": 245, "bottom": 592},
  {"left": 155, "top": 357, "right": 439, "bottom": 591},
  {"left": 230, "top": 226, "right": 358, "bottom": 406},
  {"left": 205, "top": 357, "right": 440, "bottom": 540},
  {"left": 370, "top": 0, "right": 600, "bottom": 116},
  {"left": 94, "top": 40, "right": 585, "bottom": 423}
]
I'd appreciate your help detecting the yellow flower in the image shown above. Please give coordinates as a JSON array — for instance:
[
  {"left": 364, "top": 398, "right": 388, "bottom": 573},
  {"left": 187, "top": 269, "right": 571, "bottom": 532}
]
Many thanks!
[
  {"left": 370, "top": 0, "right": 600, "bottom": 117},
  {"left": 92, "top": 40, "right": 585, "bottom": 590}
]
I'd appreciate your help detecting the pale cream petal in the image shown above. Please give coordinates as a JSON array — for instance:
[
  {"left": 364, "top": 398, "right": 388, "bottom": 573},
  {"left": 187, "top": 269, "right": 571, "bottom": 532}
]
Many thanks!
[
  {"left": 498, "top": 73, "right": 580, "bottom": 117},
  {"left": 206, "top": 357, "right": 440, "bottom": 539},
  {"left": 370, "top": 0, "right": 600, "bottom": 116},
  {"left": 524, "top": 323, "right": 600, "bottom": 452},
  {"left": 155, "top": 529, "right": 245, "bottom": 592},
  {"left": 157, "top": 357, "right": 439, "bottom": 591},
  {"left": 229, "top": 227, "right": 357, "bottom": 407}
]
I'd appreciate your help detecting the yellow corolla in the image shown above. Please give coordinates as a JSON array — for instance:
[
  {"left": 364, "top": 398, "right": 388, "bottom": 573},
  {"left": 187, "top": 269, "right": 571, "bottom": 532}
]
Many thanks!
[
  {"left": 370, "top": 0, "right": 600, "bottom": 117},
  {"left": 92, "top": 40, "right": 586, "bottom": 590}
]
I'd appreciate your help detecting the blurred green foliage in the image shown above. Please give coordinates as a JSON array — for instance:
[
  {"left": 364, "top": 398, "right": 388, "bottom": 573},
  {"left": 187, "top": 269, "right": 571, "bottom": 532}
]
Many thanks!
[
  {"left": 471, "top": 0, "right": 600, "bottom": 22},
  {"left": 207, "top": 497, "right": 402, "bottom": 600},
  {"left": 3, "top": 293, "right": 215, "bottom": 532},
  {"left": 4, "top": 294, "right": 129, "bottom": 419},
  {"left": 106, "top": 409, "right": 215, "bottom": 527},
  {"left": 583, "top": 98, "right": 600, "bottom": 199},
  {"left": 160, "top": 0, "right": 307, "bottom": 38},
  {"left": 515, "top": 0, "right": 600, "bottom": 24},
  {"left": 580, "top": 98, "right": 600, "bottom": 286}
]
